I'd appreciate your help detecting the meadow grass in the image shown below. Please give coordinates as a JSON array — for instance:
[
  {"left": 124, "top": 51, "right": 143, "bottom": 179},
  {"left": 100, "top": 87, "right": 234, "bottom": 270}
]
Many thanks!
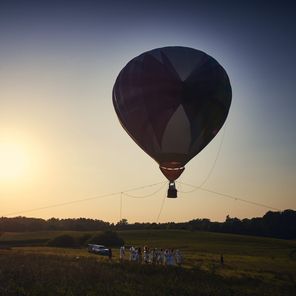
[
  {"left": 0, "top": 250, "right": 295, "bottom": 296},
  {"left": 0, "top": 230, "right": 295, "bottom": 295}
]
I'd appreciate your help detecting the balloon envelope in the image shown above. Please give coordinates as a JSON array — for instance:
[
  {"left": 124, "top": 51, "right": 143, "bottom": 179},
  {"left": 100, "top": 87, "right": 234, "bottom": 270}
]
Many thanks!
[{"left": 113, "top": 46, "right": 231, "bottom": 181}]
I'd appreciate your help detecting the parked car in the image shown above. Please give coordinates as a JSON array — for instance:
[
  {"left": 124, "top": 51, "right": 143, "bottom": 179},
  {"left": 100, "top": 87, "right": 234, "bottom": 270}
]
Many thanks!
[{"left": 87, "top": 244, "right": 109, "bottom": 256}]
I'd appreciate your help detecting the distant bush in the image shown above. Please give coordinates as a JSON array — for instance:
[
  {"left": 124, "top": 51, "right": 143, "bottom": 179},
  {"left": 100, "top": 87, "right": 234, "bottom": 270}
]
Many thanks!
[
  {"left": 77, "top": 233, "right": 92, "bottom": 246},
  {"left": 47, "top": 234, "right": 77, "bottom": 248},
  {"left": 88, "top": 231, "right": 124, "bottom": 247}
]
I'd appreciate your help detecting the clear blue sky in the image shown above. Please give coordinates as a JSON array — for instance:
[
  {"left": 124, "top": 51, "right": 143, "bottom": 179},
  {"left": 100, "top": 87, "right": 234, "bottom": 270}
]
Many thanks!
[{"left": 0, "top": 0, "right": 295, "bottom": 223}]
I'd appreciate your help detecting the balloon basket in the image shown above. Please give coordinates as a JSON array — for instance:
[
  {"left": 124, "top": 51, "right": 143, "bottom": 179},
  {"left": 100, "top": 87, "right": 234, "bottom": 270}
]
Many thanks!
[{"left": 167, "top": 181, "right": 177, "bottom": 198}]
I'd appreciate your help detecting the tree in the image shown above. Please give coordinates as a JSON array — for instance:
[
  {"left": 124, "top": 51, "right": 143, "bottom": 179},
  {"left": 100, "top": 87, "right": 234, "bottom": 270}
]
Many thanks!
[
  {"left": 88, "top": 231, "right": 124, "bottom": 247},
  {"left": 48, "top": 235, "right": 77, "bottom": 248}
]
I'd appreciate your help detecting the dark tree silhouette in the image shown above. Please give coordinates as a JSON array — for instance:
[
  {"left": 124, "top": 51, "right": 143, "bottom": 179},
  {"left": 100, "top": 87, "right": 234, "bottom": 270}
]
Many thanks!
[{"left": 1, "top": 210, "right": 296, "bottom": 239}]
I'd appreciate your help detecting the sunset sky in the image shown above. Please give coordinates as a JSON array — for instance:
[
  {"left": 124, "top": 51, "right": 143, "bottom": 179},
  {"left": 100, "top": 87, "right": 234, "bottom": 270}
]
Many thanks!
[{"left": 0, "top": 0, "right": 295, "bottom": 223}]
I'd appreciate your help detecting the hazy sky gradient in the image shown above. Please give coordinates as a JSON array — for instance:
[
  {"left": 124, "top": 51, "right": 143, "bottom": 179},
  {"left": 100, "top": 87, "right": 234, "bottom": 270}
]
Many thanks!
[{"left": 0, "top": 0, "right": 295, "bottom": 223}]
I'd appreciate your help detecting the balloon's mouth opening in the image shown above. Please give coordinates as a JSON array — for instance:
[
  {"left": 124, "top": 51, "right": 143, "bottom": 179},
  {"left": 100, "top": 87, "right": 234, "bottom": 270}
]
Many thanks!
[
  {"left": 160, "top": 166, "right": 185, "bottom": 171},
  {"left": 160, "top": 161, "right": 184, "bottom": 170},
  {"left": 159, "top": 162, "right": 185, "bottom": 182}
]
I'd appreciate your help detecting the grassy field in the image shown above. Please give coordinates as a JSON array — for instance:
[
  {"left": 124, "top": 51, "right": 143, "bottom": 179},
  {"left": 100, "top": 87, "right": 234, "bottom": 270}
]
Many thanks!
[{"left": 0, "top": 230, "right": 296, "bottom": 295}]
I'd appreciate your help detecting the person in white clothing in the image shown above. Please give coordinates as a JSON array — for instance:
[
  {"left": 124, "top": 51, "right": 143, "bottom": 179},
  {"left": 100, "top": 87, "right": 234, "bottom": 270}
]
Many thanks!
[
  {"left": 175, "top": 249, "right": 183, "bottom": 266},
  {"left": 119, "top": 246, "right": 125, "bottom": 262}
]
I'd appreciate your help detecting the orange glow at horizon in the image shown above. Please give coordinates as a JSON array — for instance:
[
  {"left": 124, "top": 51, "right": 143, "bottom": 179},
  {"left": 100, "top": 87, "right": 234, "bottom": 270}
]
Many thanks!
[
  {"left": 0, "top": 141, "right": 31, "bottom": 181},
  {"left": 0, "top": 131, "right": 48, "bottom": 187}
]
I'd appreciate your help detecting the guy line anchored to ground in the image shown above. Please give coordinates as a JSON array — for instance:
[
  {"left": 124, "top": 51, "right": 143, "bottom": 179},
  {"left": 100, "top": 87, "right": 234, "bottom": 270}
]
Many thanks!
[{"left": 2, "top": 179, "right": 281, "bottom": 221}]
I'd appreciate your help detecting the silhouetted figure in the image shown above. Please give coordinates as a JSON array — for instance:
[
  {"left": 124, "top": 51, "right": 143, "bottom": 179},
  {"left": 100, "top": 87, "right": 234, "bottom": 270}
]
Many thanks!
[
  {"left": 108, "top": 248, "right": 112, "bottom": 261},
  {"left": 175, "top": 249, "right": 183, "bottom": 266},
  {"left": 220, "top": 254, "right": 224, "bottom": 265},
  {"left": 137, "top": 247, "right": 142, "bottom": 264}
]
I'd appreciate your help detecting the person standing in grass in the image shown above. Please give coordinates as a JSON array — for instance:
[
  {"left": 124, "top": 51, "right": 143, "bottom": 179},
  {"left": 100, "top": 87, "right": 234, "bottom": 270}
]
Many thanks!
[
  {"left": 175, "top": 249, "right": 183, "bottom": 266},
  {"left": 134, "top": 248, "right": 139, "bottom": 262},
  {"left": 166, "top": 249, "right": 174, "bottom": 265},
  {"left": 143, "top": 246, "right": 148, "bottom": 263},
  {"left": 171, "top": 249, "right": 176, "bottom": 265},
  {"left": 129, "top": 246, "right": 135, "bottom": 261},
  {"left": 137, "top": 247, "right": 142, "bottom": 264},
  {"left": 108, "top": 248, "right": 112, "bottom": 261},
  {"left": 159, "top": 248, "right": 164, "bottom": 265},
  {"left": 156, "top": 249, "right": 161, "bottom": 265},
  {"left": 166, "top": 249, "right": 172, "bottom": 265},
  {"left": 164, "top": 249, "right": 169, "bottom": 265},
  {"left": 119, "top": 245, "right": 125, "bottom": 262},
  {"left": 220, "top": 254, "right": 224, "bottom": 265}
]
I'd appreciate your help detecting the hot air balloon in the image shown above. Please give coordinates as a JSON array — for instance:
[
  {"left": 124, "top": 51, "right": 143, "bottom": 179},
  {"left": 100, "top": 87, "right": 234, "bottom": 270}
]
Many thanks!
[{"left": 113, "top": 46, "right": 231, "bottom": 198}]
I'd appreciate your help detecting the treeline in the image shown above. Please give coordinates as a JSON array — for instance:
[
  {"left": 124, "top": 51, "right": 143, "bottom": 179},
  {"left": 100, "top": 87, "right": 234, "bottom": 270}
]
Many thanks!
[
  {"left": 185, "top": 209, "right": 296, "bottom": 239},
  {"left": 0, "top": 217, "right": 110, "bottom": 232},
  {"left": 1, "top": 209, "right": 296, "bottom": 239}
]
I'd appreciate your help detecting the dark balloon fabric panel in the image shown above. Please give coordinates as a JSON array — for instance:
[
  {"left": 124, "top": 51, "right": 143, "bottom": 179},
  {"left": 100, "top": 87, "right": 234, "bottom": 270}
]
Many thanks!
[{"left": 113, "top": 46, "right": 232, "bottom": 181}]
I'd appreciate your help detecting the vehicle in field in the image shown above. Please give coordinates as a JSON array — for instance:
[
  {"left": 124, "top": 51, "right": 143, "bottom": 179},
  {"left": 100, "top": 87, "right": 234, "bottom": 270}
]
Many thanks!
[{"left": 87, "top": 244, "right": 109, "bottom": 256}]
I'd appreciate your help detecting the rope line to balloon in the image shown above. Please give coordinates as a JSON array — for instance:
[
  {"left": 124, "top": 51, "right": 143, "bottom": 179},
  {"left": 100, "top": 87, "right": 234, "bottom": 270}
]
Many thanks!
[
  {"left": 119, "top": 192, "right": 123, "bottom": 221},
  {"left": 156, "top": 191, "right": 167, "bottom": 223},
  {"left": 122, "top": 183, "right": 166, "bottom": 198},
  {"left": 119, "top": 184, "right": 166, "bottom": 222},
  {"left": 2, "top": 177, "right": 282, "bottom": 219},
  {"left": 175, "top": 124, "right": 281, "bottom": 211},
  {"left": 178, "top": 124, "right": 227, "bottom": 194},
  {"left": 177, "top": 181, "right": 281, "bottom": 211},
  {"left": 2, "top": 181, "right": 166, "bottom": 217}
]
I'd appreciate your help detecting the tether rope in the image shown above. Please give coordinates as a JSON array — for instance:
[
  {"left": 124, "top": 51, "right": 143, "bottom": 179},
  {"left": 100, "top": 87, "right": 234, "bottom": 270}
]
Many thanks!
[
  {"left": 178, "top": 124, "right": 227, "bottom": 193},
  {"left": 122, "top": 183, "right": 166, "bottom": 198},
  {"left": 177, "top": 181, "right": 281, "bottom": 211},
  {"left": 156, "top": 191, "right": 167, "bottom": 223},
  {"left": 2, "top": 181, "right": 165, "bottom": 217}
]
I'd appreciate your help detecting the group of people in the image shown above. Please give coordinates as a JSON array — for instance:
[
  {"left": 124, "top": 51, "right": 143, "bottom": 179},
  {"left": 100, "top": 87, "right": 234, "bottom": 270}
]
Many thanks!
[{"left": 119, "top": 245, "right": 183, "bottom": 266}]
